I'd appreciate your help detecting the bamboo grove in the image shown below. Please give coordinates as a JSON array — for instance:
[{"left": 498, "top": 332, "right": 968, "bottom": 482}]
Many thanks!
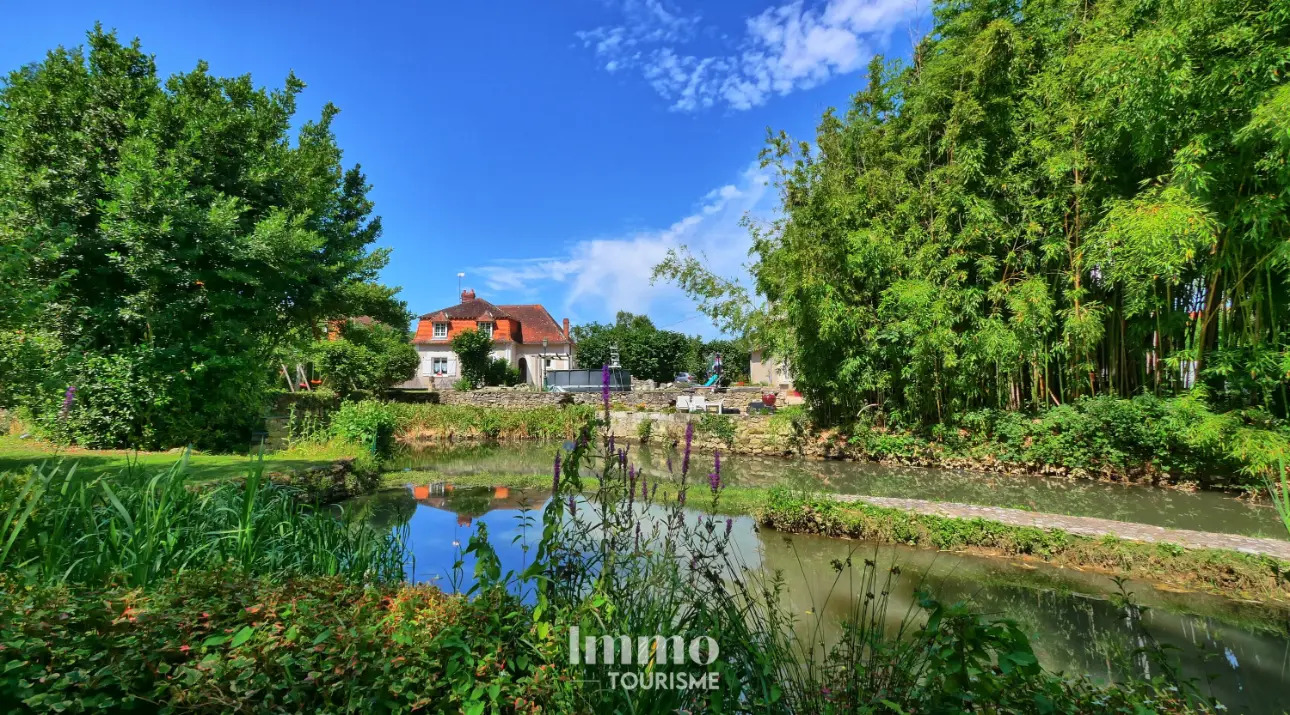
[{"left": 748, "top": 0, "right": 1290, "bottom": 426}]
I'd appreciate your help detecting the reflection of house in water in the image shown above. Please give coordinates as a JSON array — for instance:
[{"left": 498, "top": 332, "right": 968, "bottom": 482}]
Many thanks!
[{"left": 407, "top": 483, "right": 538, "bottom": 527}]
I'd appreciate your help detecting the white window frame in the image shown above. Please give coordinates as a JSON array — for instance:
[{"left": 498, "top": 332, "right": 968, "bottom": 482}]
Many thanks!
[
  {"left": 432, "top": 322, "right": 448, "bottom": 339},
  {"left": 478, "top": 322, "right": 494, "bottom": 338},
  {"left": 431, "top": 356, "right": 450, "bottom": 376}
]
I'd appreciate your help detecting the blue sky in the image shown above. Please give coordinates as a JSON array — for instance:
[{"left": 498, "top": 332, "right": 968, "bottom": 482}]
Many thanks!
[{"left": 6, "top": 0, "right": 926, "bottom": 337}]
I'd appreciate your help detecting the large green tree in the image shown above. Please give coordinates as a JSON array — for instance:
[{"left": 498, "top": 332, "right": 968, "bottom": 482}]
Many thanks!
[
  {"left": 0, "top": 27, "right": 405, "bottom": 447},
  {"left": 662, "top": 0, "right": 1290, "bottom": 427}
]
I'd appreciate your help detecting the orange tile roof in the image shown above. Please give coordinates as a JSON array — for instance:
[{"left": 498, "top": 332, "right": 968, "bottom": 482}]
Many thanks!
[{"left": 498, "top": 304, "right": 569, "bottom": 344}]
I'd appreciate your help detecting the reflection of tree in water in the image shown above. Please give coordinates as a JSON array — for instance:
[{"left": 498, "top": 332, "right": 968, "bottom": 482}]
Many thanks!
[
  {"left": 344, "top": 490, "right": 417, "bottom": 531},
  {"left": 442, "top": 488, "right": 495, "bottom": 519}
]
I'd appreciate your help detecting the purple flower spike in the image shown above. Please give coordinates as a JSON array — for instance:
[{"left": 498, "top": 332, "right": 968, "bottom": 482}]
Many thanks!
[
  {"left": 609, "top": 435, "right": 615, "bottom": 453},
  {"left": 552, "top": 451, "right": 562, "bottom": 493},
  {"left": 708, "top": 471, "right": 720, "bottom": 494},
  {"left": 619, "top": 448, "right": 626, "bottom": 468},
  {"left": 568, "top": 495, "right": 577, "bottom": 517},
  {"left": 634, "top": 522, "right": 641, "bottom": 550},
  {"left": 641, "top": 475, "right": 648, "bottom": 501},
  {"left": 681, "top": 422, "right": 694, "bottom": 478},
  {"left": 601, "top": 364, "right": 611, "bottom": 417},
  {"left": 725, "top": 518, "right": 733, "bottom": 537},
  {"left": 59, "top": 385, "right": 77, "bottom": 420}
]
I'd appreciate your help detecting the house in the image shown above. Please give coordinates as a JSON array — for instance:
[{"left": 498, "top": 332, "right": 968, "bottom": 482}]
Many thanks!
[
  {"left": 401, "top": 289, "right": 573, "bottom": 389},
  {"left": 749, "top": 349, "right": 794, "bottom": 388}
]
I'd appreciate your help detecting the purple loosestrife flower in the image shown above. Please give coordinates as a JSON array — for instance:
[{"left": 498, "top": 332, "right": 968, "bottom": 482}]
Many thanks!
[
  {"left": 725, "top": 518, "right": 733, "bottom": 537},
  {"left": 601, "top": 364, "right": 611, "bottom": 417},
  {"left": 708, "top": 471, "right": 720, "bottom": 494},
  {"left": 609, "top": 435, "right": 615, "bottom": 453},
  {"left": 568, "top": 495, "right": 577, "bottom": 517},
  {"left": 59, "top": 385, "right": 77, "bottom": 420},
  {"left": 681, "top": 422, "right": 693, "bottom": 478},
  {"left": 619, "top": 449, "right": 626, "bottom": 468},
  {"left": 641, "top": 475, "right": 648, "bottom": 502},
  {"left": 634, "top": 522, "right": 641, "bottom": 551},
  {"left": 552, "top": 451, "right": 562, "bottom": 493}
]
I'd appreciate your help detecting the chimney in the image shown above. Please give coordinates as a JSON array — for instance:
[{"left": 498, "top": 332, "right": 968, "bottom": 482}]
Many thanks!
[
  {"left": 562, "top": 318, "right": 570, "bottom": 339},
  {"left": 460, "top": 288, "right": 476, "bottom": 302}
]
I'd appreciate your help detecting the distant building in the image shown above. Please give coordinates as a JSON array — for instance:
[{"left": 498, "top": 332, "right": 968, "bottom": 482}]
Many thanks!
[
  {"left": 399, "top": 289, "right": 573, "bottom": 389},
  {"left": 749, "top": 349, "right": 793, "bottom": 388}
]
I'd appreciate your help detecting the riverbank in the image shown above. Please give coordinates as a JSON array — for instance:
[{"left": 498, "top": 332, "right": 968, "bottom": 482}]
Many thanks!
[{"left": 0, "top": 435, "right": 356, "bottom": 482}]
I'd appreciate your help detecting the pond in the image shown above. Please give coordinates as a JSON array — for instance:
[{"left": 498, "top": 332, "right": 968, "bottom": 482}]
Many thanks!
[
  {"left": 346, "top": 477, "right": 1290, "bottom": 714},
  {"left": 386, "top": 441, "right": 1288, "bottom": 540}
]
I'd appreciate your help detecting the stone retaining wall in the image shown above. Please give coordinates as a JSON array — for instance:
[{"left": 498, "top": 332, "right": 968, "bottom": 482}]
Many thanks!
[
  {"left": 608, "top": 411, "right": 805, "bottom": 457},
  {"left": 437, "top": 387, "right": 788, "bottom": 413}
]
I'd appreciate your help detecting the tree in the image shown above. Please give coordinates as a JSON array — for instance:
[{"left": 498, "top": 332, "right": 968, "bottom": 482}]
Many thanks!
[
  {"left": 451, "top": 328, "right": 493, "bottom": 388},
  {"left": 312, "top": 321, "right": 419, "bottom": 400},
  {"left": 0, "top": 27, "right": 405, "bottom": 447},
  {"left": 661, "top": 0, "right": 1290, "bottom": 427},
  {"left": 571, "top": 312, "right": 693, "bottom": 384}
]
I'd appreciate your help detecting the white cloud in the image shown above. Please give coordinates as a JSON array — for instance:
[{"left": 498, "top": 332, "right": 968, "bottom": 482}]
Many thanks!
[
  {"left": 471, "top": 163, "right": 773, "bottom": 334},
  {"left": 577, "top": 0, "right": 921, "bottom": 111}
]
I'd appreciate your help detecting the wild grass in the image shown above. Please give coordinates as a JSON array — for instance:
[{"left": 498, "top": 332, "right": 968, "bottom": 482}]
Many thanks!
[{"left": 0, "top": 455, "right": 405, "bottom": 588}]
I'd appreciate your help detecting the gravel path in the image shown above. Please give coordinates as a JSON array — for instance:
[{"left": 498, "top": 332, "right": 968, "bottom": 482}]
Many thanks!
[{"left": 831, "top": 494, "right": 1290, "bottom": 560}]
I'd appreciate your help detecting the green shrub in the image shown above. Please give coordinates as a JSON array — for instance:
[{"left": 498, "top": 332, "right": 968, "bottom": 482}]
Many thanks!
[
  {"left": 331, "top": 400, "right": 401, "bottom": 456},
  {"left": 696, "top": 413, "right": 737, "bottom": 446},
  {"left": 636, "top": 417, "right": 654, "bottom": 443},
  {"left": 0, "top": 572, "right": 555, "bottom": 713}
]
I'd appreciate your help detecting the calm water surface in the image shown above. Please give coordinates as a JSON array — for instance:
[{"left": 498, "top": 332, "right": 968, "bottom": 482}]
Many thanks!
[
  {"left": 387, "top": 441, "right": 1287, "bottom": 539},
  {"left": 346, "top": 475, "right": 1290, "bottom": 714}
]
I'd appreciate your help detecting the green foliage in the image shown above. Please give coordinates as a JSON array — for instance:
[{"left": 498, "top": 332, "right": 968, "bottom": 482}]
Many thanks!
[
  {"left": 846, "top": 392, "right": 1290, "bottom": 485},
  {"left": 636, "top": 417, "right": 654, "bottom": 443},
  {"left": 392, "top": 403, "right": 596, "bottom": 441},
  {"left": 485, "top": 357, "right": 522, "bottom": 387},
  {"left": 312, "top": 321, "right": 418, "bottom": 400},
  {"left": 662, "top": 0, "right": 1290, "bottom": 429},
  {"left": 1269, "top": 459, "right": 1290, "bottom": 539},
  {"left": 696, "top": 413, "right": 737, "bottom": 446},
  {"left": 572, "top": 312, "right": 691, "bottom": 383},
  {"left": 0, "top": 572, "right": 551, "bottom": 713},
  {"left": 450, "top": 328, "right": 493, "bottom": 388},
  {"left": 0, "top": 458, "right": 403, "bottom": 589},
  {"left": 0, "top": 27, "right": 406, "bottom": 449},
  {"left": 330, "top": 400, "right": 401, "bottom": 456}
]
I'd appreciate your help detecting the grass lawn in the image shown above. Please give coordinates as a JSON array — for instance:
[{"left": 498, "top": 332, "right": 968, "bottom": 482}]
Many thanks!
[{"left": 0, "top": 436, "right": 356, "bottom": 482}]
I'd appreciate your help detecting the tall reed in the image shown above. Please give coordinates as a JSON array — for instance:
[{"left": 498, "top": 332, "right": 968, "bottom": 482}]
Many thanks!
[{"left": 0, "top": 454, "right": 405, "bottom": 588}]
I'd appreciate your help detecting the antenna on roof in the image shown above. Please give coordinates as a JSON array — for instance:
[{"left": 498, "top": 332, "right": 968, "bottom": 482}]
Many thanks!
[{"left": 457, "top": 272, "right": 465, "bottom": 296}]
